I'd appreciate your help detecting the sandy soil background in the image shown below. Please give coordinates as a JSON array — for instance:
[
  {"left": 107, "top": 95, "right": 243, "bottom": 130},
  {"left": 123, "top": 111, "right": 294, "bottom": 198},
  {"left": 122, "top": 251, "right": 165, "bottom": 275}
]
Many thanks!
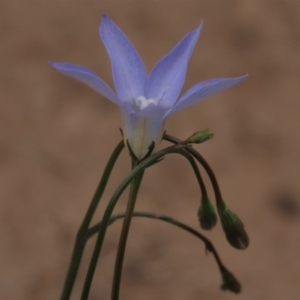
[{"left": 1, "top": 0, "right": 300, "bottom": 299}]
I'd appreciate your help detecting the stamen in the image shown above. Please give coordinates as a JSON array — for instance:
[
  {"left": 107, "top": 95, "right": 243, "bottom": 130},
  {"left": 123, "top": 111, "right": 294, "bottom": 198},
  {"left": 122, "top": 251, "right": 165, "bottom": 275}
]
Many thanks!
[{"left": 135, "top": 96, "right": 158, "bottom": 110}]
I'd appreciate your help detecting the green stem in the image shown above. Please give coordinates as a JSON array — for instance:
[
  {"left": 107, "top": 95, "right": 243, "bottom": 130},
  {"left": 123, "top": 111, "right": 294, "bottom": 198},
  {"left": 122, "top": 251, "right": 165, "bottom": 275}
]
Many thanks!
[
  {"left": 80, "top": 144, "right": 190, "bottom": 300},
  {"left": 86, "top": 211, "right": 236, "bottom": 289},
  {"left": 186, "top": 154, "right": 208, "bottom": 199},
  {"left": 60, "top": 140, "right": 124, "bottom": 300},
  {"left": 111, "top": 160, "right": 144, "bottom": 300},
  {"left": 163, "top": 134, "right": 223, "bottom": 203}
]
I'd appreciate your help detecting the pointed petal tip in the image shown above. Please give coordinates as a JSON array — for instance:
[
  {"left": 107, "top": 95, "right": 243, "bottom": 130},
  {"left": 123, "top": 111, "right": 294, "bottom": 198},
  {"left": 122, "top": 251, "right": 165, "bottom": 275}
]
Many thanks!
[
  {"left": 48, "top": 61, "right": 56, "bottom": 67},
  {"left": 235, "top": 74, "right": 249, "bottom": 82},
  {"left": 187, "top": 21, "right": 203, "bottom": 43},
  {"left": 191, "top": 20, "right": 203, "bottom": 39},
  {"left": 100, "top": 14, "right": 111, "bottom": 35},
  {"left": 197, "top": 20, "right": 204, "bottom": 32},
  {"left": 100, "top": 14, "right": 115, "bottom": 32},
  {"left": 49, "top": 61, "right": 65, "bottom": 71},
  {"left": 49, "top": 61, "right": 69, "bottom": 71},
  {"left": 101, "top": 14, "right": 109, "bottom": 23}
]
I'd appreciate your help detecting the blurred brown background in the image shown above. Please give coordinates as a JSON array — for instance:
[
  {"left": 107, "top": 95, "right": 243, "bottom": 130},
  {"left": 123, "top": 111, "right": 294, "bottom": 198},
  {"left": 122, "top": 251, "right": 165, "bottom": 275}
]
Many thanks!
[{"left": 1, "top": 0, "right": 300, "bottom": 299}]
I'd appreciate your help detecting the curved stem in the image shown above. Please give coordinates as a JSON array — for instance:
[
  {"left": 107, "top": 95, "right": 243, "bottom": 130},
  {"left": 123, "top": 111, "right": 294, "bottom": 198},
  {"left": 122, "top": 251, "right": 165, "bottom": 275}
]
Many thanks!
[
  {"left": 60, "top": 140, "right": 124, "bottom": 300},
  {"left": 111, "top": 149, "right": 207, "bottom": 300},
  {"left": 163, "top": 133, "right": 223, "bottom": 203},
  {"left": 86, "top": 211, "right": 240, "bottom": 292},
  {"left": 111, "top": 160, "right": 144, "bottom": 300},
  {"left": 185, "top": 153, "right": 208, "bottom": 199},
  {"left": 80, "top": 145, "right": 190, "bottom": 300}
]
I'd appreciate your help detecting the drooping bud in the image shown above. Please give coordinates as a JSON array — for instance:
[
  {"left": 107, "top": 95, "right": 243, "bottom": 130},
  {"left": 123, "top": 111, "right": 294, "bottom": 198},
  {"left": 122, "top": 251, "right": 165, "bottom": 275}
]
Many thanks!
[
  {"left": 217, "top": 202, "right": 249, "bottom": 250},
  {"left": 198, "top": 196, "right": 218, "bottom": 230},
  {"left": 186, "top": 129, "right": 213, "bottom": 144},
  {"left": 220, "top": 266, "right": 241, "bottom": 293}
]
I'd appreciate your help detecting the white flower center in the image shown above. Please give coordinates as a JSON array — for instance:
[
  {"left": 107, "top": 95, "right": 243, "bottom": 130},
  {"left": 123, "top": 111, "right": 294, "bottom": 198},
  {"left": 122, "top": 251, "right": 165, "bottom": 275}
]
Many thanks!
[{"left": 135, "top": 96, "right": 158, "bottom": 110}]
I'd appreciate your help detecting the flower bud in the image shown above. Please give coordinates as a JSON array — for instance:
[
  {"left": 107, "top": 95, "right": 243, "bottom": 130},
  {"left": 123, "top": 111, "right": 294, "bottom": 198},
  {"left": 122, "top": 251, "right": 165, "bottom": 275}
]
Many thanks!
[
  {"left": 198, "top": 196, "right": 218, "bottom": 230},
  {"left": 217, "top": 203, "right": 249, "bottom": 250},
  {"left": 186, "top": 129, "right": 213, "bottom": 144},
  {"left": 220, "top": 266, "right": 241, "bottom": 293}
]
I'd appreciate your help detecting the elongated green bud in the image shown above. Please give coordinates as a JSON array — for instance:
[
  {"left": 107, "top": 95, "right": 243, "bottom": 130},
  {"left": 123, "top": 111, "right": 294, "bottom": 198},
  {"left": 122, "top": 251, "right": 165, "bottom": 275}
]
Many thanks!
[
  {"left": 198, "top": 196, "right": 218, "bottom": 230},
  {"left": 217, "top": 202, "right": 249, "bottom": 250},
  {"left": 186, "top": 129, "right": 213, "bottom": 144},
  {"left": 220, "top": 266, "right": 241, "bottom": 293}
]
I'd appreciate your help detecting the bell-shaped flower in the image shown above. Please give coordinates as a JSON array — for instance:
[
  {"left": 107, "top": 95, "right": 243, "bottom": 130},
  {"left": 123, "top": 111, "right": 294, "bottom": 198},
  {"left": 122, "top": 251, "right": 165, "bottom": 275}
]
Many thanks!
[{"left": 50, "top": 15, "right": 247, "bottom": 160}]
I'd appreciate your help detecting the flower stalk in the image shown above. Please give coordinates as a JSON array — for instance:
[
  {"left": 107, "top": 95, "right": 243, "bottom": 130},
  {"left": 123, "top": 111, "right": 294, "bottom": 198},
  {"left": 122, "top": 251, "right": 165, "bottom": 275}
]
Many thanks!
[
  {"left": 163, "top": 133, "right": 249, "bottom": 248},
  {"left": 87, "top": 211, "right": 241, "bottom": 294},
  {"left": 60, "top": 140, "right": 124, "bottom": 300},
  {"left": 80, "top": 144, "right": 191, "bottom": 300},
  {"left": 111, "top": 159, "right": 144, "bottom": 300}
]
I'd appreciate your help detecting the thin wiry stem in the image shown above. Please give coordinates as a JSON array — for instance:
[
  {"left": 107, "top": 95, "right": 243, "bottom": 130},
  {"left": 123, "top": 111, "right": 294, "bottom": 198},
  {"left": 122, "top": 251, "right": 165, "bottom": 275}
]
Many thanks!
[
  {"left": 80, "top": 145, "right": 190, "bottom": 300},
  {"left": 163, "top": 133, "right": 223, "bottom": 203},
  {"left": 60, "top": 140, "right": 124, "bottom": 300},
  {"left": 111, "top": 160, "right": 144, "bottom": 300},
  {"left": 86, "top": 211, "right": 241, "bottom": 293}
]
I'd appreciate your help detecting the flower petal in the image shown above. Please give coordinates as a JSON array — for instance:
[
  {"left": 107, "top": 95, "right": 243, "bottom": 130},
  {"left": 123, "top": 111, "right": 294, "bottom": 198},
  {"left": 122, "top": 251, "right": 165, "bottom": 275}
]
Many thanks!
[
  {"left": 50, "top": 62, "right": 120, "bottom": 104},
  {"left": 145, "top": 22, "right": 203, "bottom": 108},
  {"left": 165, "top": 75, "right": 248, "bottom": 116},
  {"left": 100, "top": 14, "right": 147, "bottom": 102}
]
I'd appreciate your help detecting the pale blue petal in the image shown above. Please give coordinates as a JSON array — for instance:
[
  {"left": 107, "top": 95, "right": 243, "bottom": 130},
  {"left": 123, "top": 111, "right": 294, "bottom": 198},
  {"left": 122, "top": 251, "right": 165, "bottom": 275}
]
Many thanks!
[
  {"left": 121, "top": 106, "right": 166, "bottom": 160},
  {"left": 100, "top": 14, "right": 147, "bottom": 102},
  {"left": 165, "top": 75, "right": 248, "bottom": 116},
  {"left": 50, "top": 62, "right": 120, "bottom": 104},
  {"left": 145, "top": 22, "right": 203, "bottom": 108}
]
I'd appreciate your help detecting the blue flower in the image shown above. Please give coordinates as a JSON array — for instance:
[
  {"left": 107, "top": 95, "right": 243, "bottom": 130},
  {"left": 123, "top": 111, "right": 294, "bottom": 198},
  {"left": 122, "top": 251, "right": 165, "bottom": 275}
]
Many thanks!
[{"left": 50, "top": 15, "right": 247, "bottom": 160}]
